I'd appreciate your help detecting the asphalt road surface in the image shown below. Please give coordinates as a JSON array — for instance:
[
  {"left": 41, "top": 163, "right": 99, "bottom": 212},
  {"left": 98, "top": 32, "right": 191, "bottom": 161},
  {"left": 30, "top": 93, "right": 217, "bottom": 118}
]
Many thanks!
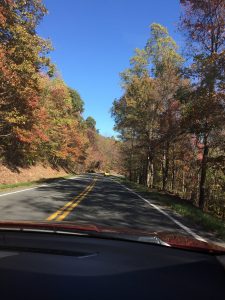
[{"left": 0, "top": 174, "right": 213, "bottom": 241}]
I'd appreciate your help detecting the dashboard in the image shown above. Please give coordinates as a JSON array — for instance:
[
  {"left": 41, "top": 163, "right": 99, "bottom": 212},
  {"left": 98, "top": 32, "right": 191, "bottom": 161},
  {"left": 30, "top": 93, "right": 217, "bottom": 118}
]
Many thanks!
[{"left": 0, "top": 230, "right": 224, "bottom": 300}]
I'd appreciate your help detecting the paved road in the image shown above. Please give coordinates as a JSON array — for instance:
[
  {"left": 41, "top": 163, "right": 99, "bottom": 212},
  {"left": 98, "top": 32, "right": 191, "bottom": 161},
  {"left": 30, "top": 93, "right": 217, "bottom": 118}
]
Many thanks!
[{"left": 0, "top": 174, "right": 210, "bottom": 241}]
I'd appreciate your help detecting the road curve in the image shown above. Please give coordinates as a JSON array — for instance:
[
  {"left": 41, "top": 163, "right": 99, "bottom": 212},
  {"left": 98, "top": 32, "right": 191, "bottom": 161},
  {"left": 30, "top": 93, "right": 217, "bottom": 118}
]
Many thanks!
[{"left": 0, "top": 173, "right": 211, "bottom": 241}]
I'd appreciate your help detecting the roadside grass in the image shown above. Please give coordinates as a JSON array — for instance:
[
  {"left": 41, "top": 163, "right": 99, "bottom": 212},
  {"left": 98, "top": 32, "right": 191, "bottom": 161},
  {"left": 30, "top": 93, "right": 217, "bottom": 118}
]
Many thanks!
[
  {"left": 0, "top": 181, "right": 35, "bottom": 190},
  {"left": 0, "top": 174, "right": 76, "bottom": 191},
  {"left": 111, "top": 176, "right": 225, "bottom": 239}
]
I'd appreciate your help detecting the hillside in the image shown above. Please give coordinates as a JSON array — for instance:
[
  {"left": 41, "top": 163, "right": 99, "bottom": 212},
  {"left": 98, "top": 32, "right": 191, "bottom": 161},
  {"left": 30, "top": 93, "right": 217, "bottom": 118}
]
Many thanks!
[{"left": 0, "top": 164, "right": 69, "bottom": 185}]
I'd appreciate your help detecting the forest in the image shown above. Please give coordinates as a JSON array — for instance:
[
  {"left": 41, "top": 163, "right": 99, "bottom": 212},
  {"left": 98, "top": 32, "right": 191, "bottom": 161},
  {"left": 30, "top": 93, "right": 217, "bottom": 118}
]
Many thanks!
[
  {"left": 112, "top": 0, "right": 225, "bottom": 216},
  {"left": 0, "top": 0, "right": 121, "bottom": 175}
]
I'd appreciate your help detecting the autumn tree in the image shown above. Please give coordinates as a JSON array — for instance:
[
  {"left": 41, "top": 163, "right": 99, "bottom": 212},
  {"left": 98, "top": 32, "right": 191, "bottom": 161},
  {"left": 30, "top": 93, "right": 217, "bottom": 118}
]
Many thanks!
[
  {"left": 180, "top": 0, "right": 225, "bottom": 208},
  {"left": 37, "top": 77, "right": 87, "bottom": 168},
  {"left": 112, "top": 47, "right": 155, "bottom": 184},
  {"left": 112, "top": 13, "right": 224, "bottom": 218},
  {"left": 85, "top": 134, "right": 123, "bottom": 173},
  {"left": 112, "top": 24, "right": 183, "bottom": 187},
  {"left": 0, "top": 0, "right": 53, "bottom": 164},
  {"left": 145, "top": 23, "right": 183, "bottom": 190}
]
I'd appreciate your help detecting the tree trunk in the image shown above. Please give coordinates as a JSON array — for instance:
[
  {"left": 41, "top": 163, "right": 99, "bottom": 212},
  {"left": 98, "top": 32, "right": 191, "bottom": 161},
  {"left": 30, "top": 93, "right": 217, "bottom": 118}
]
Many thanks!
[
  {"left": 147, "top": 158, "right": 154, "bottom": 188},
  {"left": 171, "top": 145, "right": 175, "bottom": 192},
  {"left": 162, "top": 141, "right": 169, "bottom": 190},
  {"left": 143, "top": 154, "right": 149, "bottom": 187},
  {"left": 129, "top": 135, "right": 135, "bottom": 181},
  {"left": 128, "top": 152, "right": 132, "bottom": 181},
  {"left": 182, "top": 169, "right": 185, "bottom": 198},
  {"left": 199, "top": 134, "right": 209, "bottom": 209},
  {"left": 150, "top": 162, "right": 154, "bottom": 188}
]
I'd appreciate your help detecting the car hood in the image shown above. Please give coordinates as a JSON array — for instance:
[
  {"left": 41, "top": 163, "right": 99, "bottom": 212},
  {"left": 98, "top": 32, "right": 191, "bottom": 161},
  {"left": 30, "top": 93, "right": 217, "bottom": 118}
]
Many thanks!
[{"left": 0, "top": 220, "right": 224, "bottom": 254}]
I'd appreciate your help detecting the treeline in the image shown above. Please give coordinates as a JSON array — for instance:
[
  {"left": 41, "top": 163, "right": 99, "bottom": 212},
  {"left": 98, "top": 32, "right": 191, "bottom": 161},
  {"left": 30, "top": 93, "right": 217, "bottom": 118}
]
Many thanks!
[
  {"left": 0, "top": 0, "right": 120, "bottom": 173},
  {"left": 112, "top": 0, "right": 225, "bottom": 216},
  {"left": 85, "top": 132, "right": 122, "bottom": 173}
]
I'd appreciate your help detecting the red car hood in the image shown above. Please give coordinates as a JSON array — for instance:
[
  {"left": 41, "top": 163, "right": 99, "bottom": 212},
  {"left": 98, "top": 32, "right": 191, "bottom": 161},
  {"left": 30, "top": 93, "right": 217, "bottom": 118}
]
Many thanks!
[{"left": 0, "top": 220, "right": 224, "bottom": 254}]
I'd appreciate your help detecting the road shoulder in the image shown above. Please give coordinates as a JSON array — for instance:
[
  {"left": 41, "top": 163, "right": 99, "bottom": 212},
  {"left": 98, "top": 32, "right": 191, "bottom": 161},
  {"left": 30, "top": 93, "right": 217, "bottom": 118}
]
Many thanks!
[{"left": 109, "top": 176, "right": 225, "bottom": 247}]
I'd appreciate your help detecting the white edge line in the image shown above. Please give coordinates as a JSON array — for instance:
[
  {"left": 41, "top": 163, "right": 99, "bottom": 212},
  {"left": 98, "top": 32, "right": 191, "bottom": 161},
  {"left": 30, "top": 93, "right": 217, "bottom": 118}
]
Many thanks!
[
  {"left": 0, "top": 176, "right": 80, "bottom": 198},
  {"left": 112, "top": 179, "right": 206, "bottom": 242},
  {"left": 0, "top": 187, "right": 38, "bottom": 197}
]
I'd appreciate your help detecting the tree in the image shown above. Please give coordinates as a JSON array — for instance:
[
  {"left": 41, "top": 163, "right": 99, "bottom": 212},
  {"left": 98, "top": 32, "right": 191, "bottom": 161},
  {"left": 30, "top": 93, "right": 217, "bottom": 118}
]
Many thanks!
[
  {"left": 112, "top": 23, "right": 183, "bottom": 188},
  {"left": 146, "top": 23, "right": 183, "bottom": 78},
  {"left": 0, "top": 0, "right": 53, "bottom": 164},
  {"left": 112, "top": 76, "right": 159, "bottom": 185},
  {"left": 112, "top": 45, "right": 156, "bottom": 184},
  {"left": 68, "top": 88, "right": 84, "bottom": 114},
  {"left": 146, "top": 23, "right": 183, "bottom": 190},
  {"left": 85, "top": 134, "right": 123, "bottom": 173},
  {"left": 37, "top": 77, "right": 88, "bottom": 168},
  {"left": 112, "top": 17, "right": 224, "bottom": 217},
  {"left": 180, "top": 0, "right": 225, "bottom": 209},
  {"left": 180, "top": 0, "right": 225, "bottom": 55},
  {"left": 86, "top": 116, "right": 96, "bottom": 130},
  {"left": 120, "top": 48, "right": 149, "bottom": 86}
]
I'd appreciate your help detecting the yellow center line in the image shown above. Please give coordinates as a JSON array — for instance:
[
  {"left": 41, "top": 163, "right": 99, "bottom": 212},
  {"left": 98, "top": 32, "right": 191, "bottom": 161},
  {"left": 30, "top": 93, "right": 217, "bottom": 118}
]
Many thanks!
[
  {"left": 46, "top": 178, "right": 97, "bottom": 222},
  {"left": 56, "top": 179, "right": 96, "bottom": 221}
]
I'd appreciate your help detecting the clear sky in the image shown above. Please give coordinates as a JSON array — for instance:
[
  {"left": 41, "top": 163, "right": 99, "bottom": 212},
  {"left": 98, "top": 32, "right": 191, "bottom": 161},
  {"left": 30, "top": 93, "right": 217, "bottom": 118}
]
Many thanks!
[{"left": 38, "top": 0, "right": 183, "bottom": 137}]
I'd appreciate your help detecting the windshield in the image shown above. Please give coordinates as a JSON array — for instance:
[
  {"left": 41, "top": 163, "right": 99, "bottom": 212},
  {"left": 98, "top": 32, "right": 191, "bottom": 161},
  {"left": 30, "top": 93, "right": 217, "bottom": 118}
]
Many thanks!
[{"left": 0, "top": 0, "right": 224, "bottom": 251}]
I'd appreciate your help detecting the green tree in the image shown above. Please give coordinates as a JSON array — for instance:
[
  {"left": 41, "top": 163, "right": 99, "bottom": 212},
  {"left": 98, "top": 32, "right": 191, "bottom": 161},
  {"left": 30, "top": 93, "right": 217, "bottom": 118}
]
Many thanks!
[
  {"left": 68, "top": 88, "right": 84, "bottom": 114},
  {"left": 146, "top": 23, "right": 183, "bottom": 190},
  {"left": 112, "top": 23, "right": 183, "bottom": 188},
  {"left": 120, "top": 48, "right": 149, "bottom": 86},
  {"left": 86, "top": 116, "right": 96, "bottom": 130}
]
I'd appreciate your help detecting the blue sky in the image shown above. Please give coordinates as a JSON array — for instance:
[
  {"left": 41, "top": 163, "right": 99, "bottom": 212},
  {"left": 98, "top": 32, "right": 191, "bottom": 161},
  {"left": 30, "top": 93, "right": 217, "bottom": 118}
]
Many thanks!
[{"left": 38, "top": 0, "right": 183, "bottom": 137}]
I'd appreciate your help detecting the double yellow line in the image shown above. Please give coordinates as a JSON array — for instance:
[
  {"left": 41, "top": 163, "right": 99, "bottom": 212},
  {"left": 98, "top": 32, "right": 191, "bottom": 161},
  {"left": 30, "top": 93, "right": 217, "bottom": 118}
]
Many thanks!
[{"left": 46, "top": 178, "right": 97, "bottom": 222}]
